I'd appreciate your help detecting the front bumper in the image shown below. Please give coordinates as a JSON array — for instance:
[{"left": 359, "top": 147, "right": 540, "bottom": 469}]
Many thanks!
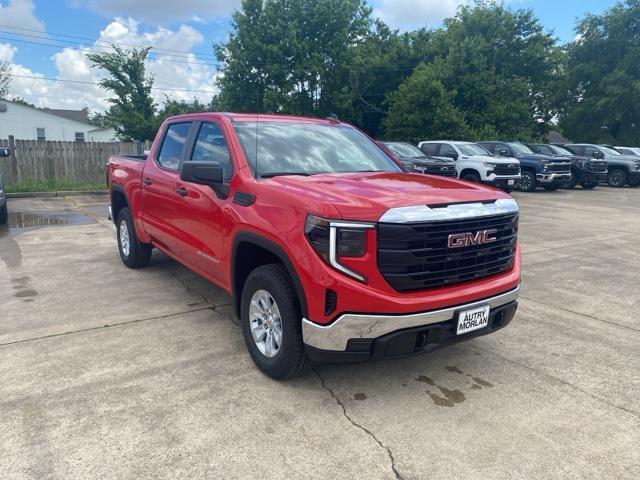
[
  {"left": 303, "top": 286, "right": 519, "bottom": 360},
  {"left": 489, "top": 175, "right": 520, "bottom": 187},
  {"left": 537, "top": 172, "right": 571, "bottom": 184}
]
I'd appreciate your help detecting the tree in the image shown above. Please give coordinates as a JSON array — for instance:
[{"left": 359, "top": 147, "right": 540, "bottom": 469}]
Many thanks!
[
  {"left": 559, "top": 0, "right": 640, "bottom": 144},
  {"left": 215, "top": 0, "right": 372, "bottom": 117},
  {"left": 9, "top": 96, "right": 36, "bottom": 108},
  {"left": 156, "top": 96, "right": 219, "bottom": 120},
  {"left": 383, "top": 60, "right": 470, "bottom": 142},
  {"left": 383, "top": 2, "right": 561, "bottom": 141},
  {"left": 87, "top": 46, "right": 157, "bottom": 141},
  {"left": 0, "top": 61, "right": 10, "bottom": 99}
]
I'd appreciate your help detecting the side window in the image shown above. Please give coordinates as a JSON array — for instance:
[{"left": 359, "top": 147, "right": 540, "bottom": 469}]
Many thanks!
[
  {"left": 583, "top": 146, "right": 598, "bottom": 157},
  {"left": 567, "top": 145, "right": 582, "bottom": 155},
  {"left": 480, "top": 143, "right": 495, "bottom": 154},
  {"left": 439, "top": 144, "right": 457, "bottom": 158},
  {"left": 191, "top": 122, "right": 232, "bottom": 179},
  {"left": 537, "top": 145, "right": 551, "bottom": 155},
  {"left": 157, "top": 122, "right": 192, "bottom": 170},
  {"left": 420, "top": 143, "right": 439, "bottom": 155}
]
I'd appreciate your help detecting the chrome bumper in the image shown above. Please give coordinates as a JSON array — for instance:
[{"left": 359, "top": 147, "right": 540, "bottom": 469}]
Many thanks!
[
  {"left": 537, "top": 172, "right": 571, "bottom": 183},
  {"left": 302, "top": 286, "right": 520, "bottom": 351}
]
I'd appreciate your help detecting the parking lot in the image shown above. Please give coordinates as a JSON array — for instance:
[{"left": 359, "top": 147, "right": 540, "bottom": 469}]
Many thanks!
[{"left": 1, "top": 188, "right": 638, "bottom": 480}]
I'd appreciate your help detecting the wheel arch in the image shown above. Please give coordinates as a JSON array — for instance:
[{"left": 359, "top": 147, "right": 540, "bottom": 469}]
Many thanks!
[
  {"left": 231, "top": 232, "right": 308, "bottom": 320},
  {"left": 110, "top": 185, "right": 129, "bottom": 225}
]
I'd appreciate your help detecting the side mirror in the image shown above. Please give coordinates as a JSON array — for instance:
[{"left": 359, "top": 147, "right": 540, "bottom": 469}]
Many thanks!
[
  {"left": 444, "top": 152, "right": 458, "bottom": 160},
  {"left": 0, "top": 147, "right": 10, "bottom": 158},
  {"left": 592, "top": 151, "right": 604, "bottom": 159},
  {"left": 180, "top": 161, "right": 227, "bottom": 198},
  {"left": 499, "top": 149, "right": 509, "bottom": 156}
]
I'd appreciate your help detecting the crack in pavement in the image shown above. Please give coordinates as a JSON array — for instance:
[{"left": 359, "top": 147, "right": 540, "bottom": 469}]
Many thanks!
[
  {"left": 520, "top": 296, "right": 640, "bottom": 333},
  {"left": 471, "top": 344, "right": 640, "bottom": 418},
  {"left": 0, "top": 307, "right": 215, "bottom": 348},
  {"left": 314, "top": 368, "right": 405, "bottom": 480}
]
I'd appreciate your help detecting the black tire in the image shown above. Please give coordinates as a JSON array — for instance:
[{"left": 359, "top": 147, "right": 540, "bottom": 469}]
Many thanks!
[
  {"left": 565, "top": 172, "right": 577, "bottom": 189},
  {"left": 240, "top": 264, "right": 308, "bottom": 380},
  {"left": 518, "top": 170, "right": 537, "bottom": 192},
  {"left": 628, "top": 179, "right": 640, "bottom": 188},
  {"left": 0, "top": 202, "right": 7, "bottom": 225},
  {"left": 580, "top": 181, "right": 598, "bottom": 190},
  {"left": 607, "top": 168, "right": 627, "bottom": 188},
  {"left": 116, "top": 207, "right": 152, "bottom": 268},
  {"left": 543, "top": 185, "right": 559, "bottom": 191},
  {"left": 461, "top": 171, "right": 481, "bottom": 183}
]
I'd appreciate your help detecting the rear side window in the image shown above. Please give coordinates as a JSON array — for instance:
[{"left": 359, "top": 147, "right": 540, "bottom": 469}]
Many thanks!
[
  {"left": 566, "top": 145, "right": 582, "bottom": 155},
  {"left": 439, "top": 144, "right": 457, "bottom": 157},
  {"left": 158, "top": 122, "right": 192, "bottom": 170},
  {"left": 191, "top": 122, "right": 233, "bottom": 179},
  {"left": 420, "top": 143, "right": 439, "bottom": 155}
]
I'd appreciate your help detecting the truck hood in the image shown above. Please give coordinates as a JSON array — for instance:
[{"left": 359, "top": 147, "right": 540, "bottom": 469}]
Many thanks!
[
  {"left": 264, "top": 172, "right": 510, "bottom": 222},
  {"left": 463, "top": 154, "right": 518, "bottom": 164}
]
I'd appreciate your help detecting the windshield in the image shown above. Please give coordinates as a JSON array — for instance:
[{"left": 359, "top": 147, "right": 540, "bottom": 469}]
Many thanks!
[
  {"left": 549, "top": 145, "right": 573, "bottom": 156},
  {"left": 599, "top": 146, "right": 621, "bottom": 156},
  {"left": 457, "top": 143, "right": 490, "bottom": 156},
  {"left": 507, "top": 142, "right": 534, "bottom": 155},
  {"left": 384, "top": 142, "right": 424, "bottom": 158},
  {"left": 234, "top": 122, "right": 401, "bottom": 176}
]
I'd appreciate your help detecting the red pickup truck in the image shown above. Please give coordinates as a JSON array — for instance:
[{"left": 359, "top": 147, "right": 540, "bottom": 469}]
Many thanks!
[{"left": 108, "top": 113, "right": 521, "bottom": 379}]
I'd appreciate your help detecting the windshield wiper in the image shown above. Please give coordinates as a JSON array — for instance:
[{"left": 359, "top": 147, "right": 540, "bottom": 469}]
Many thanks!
[{"left": 259, "top": 172, "right": 312, "bottom": 178}]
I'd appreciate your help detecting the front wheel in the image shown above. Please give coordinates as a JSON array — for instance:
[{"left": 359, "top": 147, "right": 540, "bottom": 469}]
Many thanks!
[
  {"left": 116, "top": 207, "right": 152, "bottom": 268},
  {"left": 461, "top": 172, "right": 481, "bottom": 183},
  {"left": 518, "top": 170, "right": 536, "bottom": 192},
  {"left": 580, "top": 181, "right": 598, "bottom": 189},
  {"left": 240, "top": 264, "right": 308, "bottom": 380},
  {"left": 607, "top": 169, "right": 627, "bottom": 188}
]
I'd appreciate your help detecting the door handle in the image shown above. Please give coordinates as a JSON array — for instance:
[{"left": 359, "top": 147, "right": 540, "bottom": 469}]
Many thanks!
[
  {"left": 143, "top": 177, "right": 153, "bottom": 186},
  {"left": 175, "top": 186, "right": 188, "bottom": 197}
]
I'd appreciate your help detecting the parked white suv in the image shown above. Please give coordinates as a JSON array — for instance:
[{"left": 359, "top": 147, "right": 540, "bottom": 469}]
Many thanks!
[{"left": 418, "top": 141, "right": 521, "bottom": 191}]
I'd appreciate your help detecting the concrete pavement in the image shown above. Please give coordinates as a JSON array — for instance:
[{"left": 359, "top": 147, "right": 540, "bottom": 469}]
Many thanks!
[{"left": 0, "top": 188, "right": 638, "bottom": 479}]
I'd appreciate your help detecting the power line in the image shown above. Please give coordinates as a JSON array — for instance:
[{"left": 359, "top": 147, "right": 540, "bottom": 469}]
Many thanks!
[{"left": 8, "top": 73, "right": 220, "bottom": 94}]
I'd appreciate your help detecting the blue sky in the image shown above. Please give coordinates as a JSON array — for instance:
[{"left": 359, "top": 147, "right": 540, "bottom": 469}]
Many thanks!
[{"left": 0, "top": 0, "right": 616, "bottom": 111}]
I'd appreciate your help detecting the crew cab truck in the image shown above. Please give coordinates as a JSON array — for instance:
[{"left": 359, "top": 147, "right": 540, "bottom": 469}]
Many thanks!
[
  {"left": 108, "top": 113, "right": 521, "bottom": 379},
  {"left": 564, "top": 144, "right": 640, "bottom": 188},
  {"left": 417, "top": 141, "right": 521, "bottom": 192},
  {"left": 478, "top": 141, "right": 572, "bottom": 192},
  {"left": 378, "top": 141, "right": 457, "bottom": 178},
  {"left": 528, "top": 143, "right": 607, "bottom": 189}
]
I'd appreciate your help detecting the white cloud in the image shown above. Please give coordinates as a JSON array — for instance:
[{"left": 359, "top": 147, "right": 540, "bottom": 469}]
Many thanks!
[
  {"left": 0, "top": 0, "right": 45, "bottom": 31},
  {"left": 83, "top": 0, "right": 240, "bottom": 25},
  {"left": 374, "top": 0, "right": 470, "bottom": 30},
  {"left": 4, "top": 17, "right": 218, "bottom": 112}
]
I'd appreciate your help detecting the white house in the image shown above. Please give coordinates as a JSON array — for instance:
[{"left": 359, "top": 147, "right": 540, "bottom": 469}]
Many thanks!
[{"left": 0, "top": 100, "right": 117, "bottom": 142}]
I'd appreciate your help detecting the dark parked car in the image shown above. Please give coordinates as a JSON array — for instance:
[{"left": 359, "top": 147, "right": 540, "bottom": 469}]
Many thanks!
[
  {"left": 564, "top": 144, "right": 640, "bottom": 188},
  {"left": 0, "top": 147, "right": 10, "bottom": 224},
  {"left": 478, "top": 141, "right": 571, "bottom": 192},
  {"left": 528, "top": 144, "right": 607, "bottom": 189},
  {"left": 379, "top": 141, "right": 457, "bottom": 178}
]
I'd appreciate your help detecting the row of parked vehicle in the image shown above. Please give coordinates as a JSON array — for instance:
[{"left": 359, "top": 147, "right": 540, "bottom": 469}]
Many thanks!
[{"left": 379, "top": 140, "right": 640, "bottom": 192}]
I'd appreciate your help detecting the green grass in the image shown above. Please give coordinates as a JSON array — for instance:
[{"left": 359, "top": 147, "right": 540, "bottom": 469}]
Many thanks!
[{"left": 5, "top": 178, "right": 107, "bottom": 193}]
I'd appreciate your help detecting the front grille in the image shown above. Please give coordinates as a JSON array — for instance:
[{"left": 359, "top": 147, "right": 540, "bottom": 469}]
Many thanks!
[
  {"left": 377, "top": 212, "right": 518, "bottom": 292},
  {"left": 415, "top": 165, "right": 457, "bottom": 177},
  {"left": 546, "top": 162, "right": 571, "bottom": 173},
  {"left": 493, "top": 164, "right": 520, "bottom": 176}
]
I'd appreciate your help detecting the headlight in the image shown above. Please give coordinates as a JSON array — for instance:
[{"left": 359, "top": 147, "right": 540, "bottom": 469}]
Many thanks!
[
  {"left": 635, "top": 163, "right": 640, "bottom": 170},
  {"left": 483, "top": 162, "right": 499, "bottom": 168},
  {"left": 304, "top": 215, "right": 374, "bottom": 282}
]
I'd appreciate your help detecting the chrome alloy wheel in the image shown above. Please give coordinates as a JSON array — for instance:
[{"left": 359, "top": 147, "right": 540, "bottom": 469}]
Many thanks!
[
  {"left": 249, "top": 289, "right": 283, "bottom": 358},
  {"left": 119, "top": 220, "right": 130, "bottom": 257}
]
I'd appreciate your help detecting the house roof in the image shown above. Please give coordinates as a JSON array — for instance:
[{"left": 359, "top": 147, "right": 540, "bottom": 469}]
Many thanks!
[{"left": 42, "top": 108, "right": 90, "bottom": 124}]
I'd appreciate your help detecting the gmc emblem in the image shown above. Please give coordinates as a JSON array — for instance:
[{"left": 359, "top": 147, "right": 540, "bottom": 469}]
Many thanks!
[{"left": 448, "top": 229, "right": 498, "bottom": 248}]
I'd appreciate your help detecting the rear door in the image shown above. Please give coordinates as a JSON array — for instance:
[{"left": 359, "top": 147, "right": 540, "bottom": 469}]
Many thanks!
[{"left": 141, "top": 121, "right": 195, "bottom": 257}]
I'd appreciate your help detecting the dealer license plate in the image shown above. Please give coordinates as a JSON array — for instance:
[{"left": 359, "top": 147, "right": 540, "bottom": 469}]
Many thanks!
[
  {"left": 456, "top": 305, "right": 490, "bottom": 335},
  {"left": 508, "top": 179, "right": 515, "bottom": 185}
]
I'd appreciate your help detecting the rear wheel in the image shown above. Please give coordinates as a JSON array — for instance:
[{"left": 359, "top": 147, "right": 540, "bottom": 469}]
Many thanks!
[
  {"left": 607, "top": 169, "right": 627, "bottom": 188},
  {"left": 116, "top": 207, "right": 152, "bottom": 268},
  {"left": 0, "top": 202, "right": 7, "bottom": 225},
  {"left": 240, "top": 264, "right": 308, "bottom": 380},
  {"left": 518, "top": 170, "right": 536, "bottom": 192}
]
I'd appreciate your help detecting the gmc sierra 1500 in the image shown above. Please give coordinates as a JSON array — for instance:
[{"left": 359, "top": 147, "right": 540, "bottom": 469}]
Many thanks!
[{"left": 108, "top": 113, "right": 521, "bottom": 379}]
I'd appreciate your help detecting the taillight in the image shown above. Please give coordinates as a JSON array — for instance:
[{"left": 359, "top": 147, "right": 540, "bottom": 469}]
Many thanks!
[{"left": 304, "top": 215, "right": 374, "bottom": 282}]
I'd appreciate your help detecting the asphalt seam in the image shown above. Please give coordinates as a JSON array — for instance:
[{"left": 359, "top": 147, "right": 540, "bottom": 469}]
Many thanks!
[
  {"left": 0, "top": 307, "right": 215, "bottom": 348},
  {"left": 472, "top": 345, "right": 640, "bottom": 418},
  {"left": 520, "top": 296, "right": 639, "bottom": 333},
  {"left": 313, "top": 368, "right": 405, "bottom": 480}
]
